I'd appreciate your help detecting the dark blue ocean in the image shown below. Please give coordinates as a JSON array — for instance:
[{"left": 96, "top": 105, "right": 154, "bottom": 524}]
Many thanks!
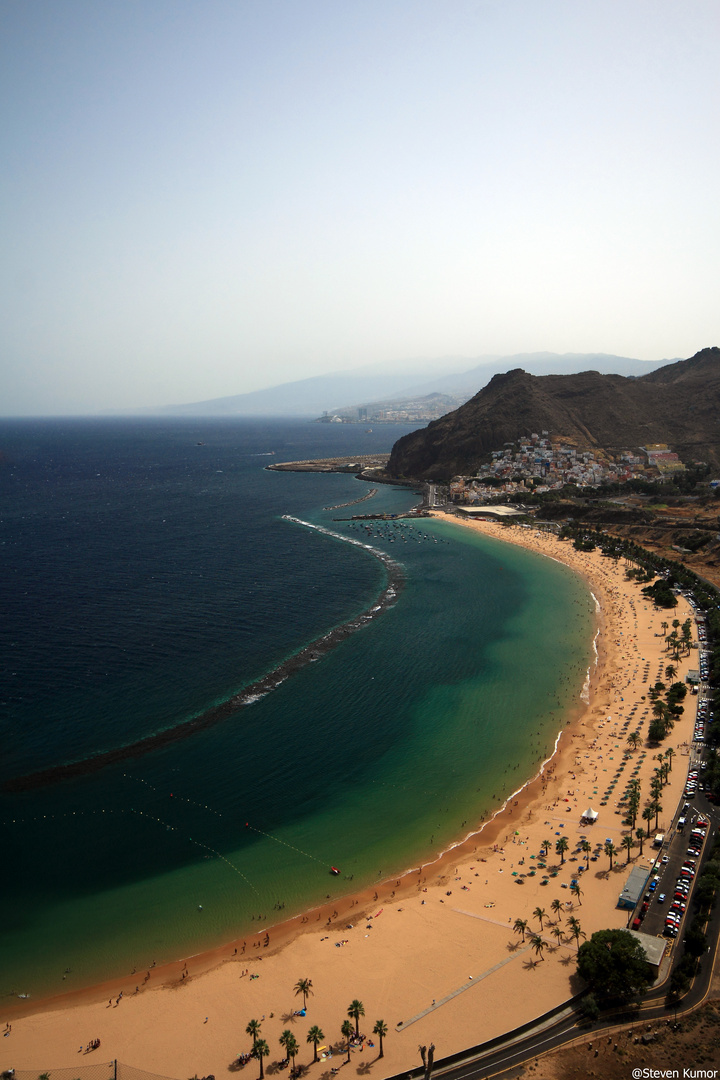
[{"left": 0, "top": 417, "right": 594, "bottom": 1000}]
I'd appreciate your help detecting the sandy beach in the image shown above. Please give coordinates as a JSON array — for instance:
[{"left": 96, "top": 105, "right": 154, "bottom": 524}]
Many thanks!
[{"left": 2, "top": 515, "right": 699, "bottom": 1077}]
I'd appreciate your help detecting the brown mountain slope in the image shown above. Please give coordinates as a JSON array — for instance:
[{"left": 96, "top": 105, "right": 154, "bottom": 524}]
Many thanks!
[{"left": 387, "top": 347, "right": 720, "bottom": 481}]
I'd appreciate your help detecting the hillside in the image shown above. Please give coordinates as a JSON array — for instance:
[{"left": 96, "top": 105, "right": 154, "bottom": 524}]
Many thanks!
[{"left": 387, "top": 348, "right": 720, "bottom": 481}]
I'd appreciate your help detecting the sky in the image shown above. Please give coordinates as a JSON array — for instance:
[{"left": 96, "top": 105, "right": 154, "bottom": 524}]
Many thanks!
[{"left": 1, "top": 1, "right": 719, "bottom": 414}]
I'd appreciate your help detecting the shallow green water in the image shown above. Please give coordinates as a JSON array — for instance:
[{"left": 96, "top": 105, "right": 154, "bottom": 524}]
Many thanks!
[{"left": 1, "top": 517, "right": 594, "bottom": 1001}]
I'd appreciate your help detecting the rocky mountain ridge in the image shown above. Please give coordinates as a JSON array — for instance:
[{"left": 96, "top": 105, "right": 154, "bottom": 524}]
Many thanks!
[{"left": 387, "top": 348, "right": 720, "bottom": 481}]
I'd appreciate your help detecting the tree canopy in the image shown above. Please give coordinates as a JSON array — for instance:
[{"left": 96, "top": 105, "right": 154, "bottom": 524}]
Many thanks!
[{"left": 576, "top": 928, "right": 652, "bottom": 1004}]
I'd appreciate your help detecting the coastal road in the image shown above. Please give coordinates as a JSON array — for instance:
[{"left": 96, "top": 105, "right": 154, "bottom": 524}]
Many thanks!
[
  {"left": 424, "top": 483, "right": 447, "bottom": 509},
  {"left": 410, "top": 795, "right": 720, "bottom": 1080},
  {"left": 430, "top": 921, "right": 720, "bottom": 1080}
]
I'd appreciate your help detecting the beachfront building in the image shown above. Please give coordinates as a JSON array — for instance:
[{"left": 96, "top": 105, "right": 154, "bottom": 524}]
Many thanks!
[
  {"left": 626, "top": 929, "right": 666, "bottom": 976},
  {"left": 455, "top": 506, "right": 526, "bottom": 522},
  {"left": 617, "top": 866, "right": 651, "bottom": 910}
]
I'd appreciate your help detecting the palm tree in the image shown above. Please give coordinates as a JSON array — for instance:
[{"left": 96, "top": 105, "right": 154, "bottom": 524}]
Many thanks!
[
  {"left": 551, "top": 926, "right": 564, "bottom": 948},
  {"left": 279, "top": 1030, "right": 299, "bottom": 1075},
  {"left": 341, "top": 1020, "right": 354, "bottom": 1063},
  {"left": 651, "top": 799, "right": 662, "bottom": 830},
  {"left": 665, "top": 664, "right": 676, "bottom": 682},
  {"left": 566, "top": 916, "right": 585, "bottom": 950},
  {"left": 555, "top": 836, "right": 569, "bottom": 864},
  {"left": 348, "top": 999, "right": 365, "bottom": 1038},
  {"left": 246, "top": 1018, "right": 262, "bottom": 1045},
  {"left": 541, "top": 838, "right": 552, "bottom": 856},
  {"left": 623, "top": 834, "right": 633, "bottom": 863},
  {"left": 373, "top": 1019, "right": 388, "bottom": 1058},
  {"left": 665, "top": 747, "right": 675, "bottom": 772},
  {"left": 533, "top": 906, "right": 547, "bottom": 931},
  {"left": 669, "top": 631, "right": 681, "bottom": 661},
  {"left": 627, "top": 730, "right": 642, "bottom": 751},
  {"left": 652, "top": 700, "right": 666, "bottom": 727},
  {"left": 294, "top": 977, "right": 313, "bottom": 1011},
  {"left": 252, "top": 1039, "right": 269, "bottom": 1080},
  {"left": 581, "top": 840, "right": 591, "bottom": 869},
  {"left": 660, "top": 619, "right": 669, "bottom": 639},
  {"left": 550, "top": 898, "right": 563, "bottom": 923},
  {"left": 605, "top": 841, "right": 617, "bottom": 871},
  {"left": 307, "top": 1026, "right": 324, "bottom": 1064},
  {"left": 636, "top": 827, "right": 645, "bottom": 856},
  {"left": 513, "top": 917, "right": 528, "bottom": 942},
  {"left": 642, "top": 805, "right": 655, "bottom": 838},
  {"left": 570, "top": 881, "right": 582, "bottom": 906},
  {"left": 627, "top": 791, "right": 641, "bottom": 829},
  {"left": 530, "top": 934, "right": 546, "bottom": 962}
]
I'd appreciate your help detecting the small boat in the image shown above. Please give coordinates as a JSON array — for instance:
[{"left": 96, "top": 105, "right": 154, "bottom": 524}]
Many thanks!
[{"left": 330, "top": 866, "right": 341, "bottom": 876}]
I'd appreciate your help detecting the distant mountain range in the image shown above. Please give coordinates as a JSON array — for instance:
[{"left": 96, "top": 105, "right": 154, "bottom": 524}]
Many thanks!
[
  {"left": 155, "top": 353, "right": 668, "bottom": 417},
  {"left": 387, "top": 347, "right": 720, "bottom": 481}
]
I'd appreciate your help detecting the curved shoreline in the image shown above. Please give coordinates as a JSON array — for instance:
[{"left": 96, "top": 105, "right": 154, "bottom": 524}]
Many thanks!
[
  {"left": 9, "top": 506, "right": 698, "bottom": 1080},
  {"left": 4, "top": 516, "right": 596, "bottom": 1019},
  {"left": 3, "top": 518, "right": 405, "bottom": 793}
]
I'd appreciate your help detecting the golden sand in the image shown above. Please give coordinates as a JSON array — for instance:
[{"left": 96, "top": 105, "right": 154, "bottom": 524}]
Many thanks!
[{"left": 2, "top": 516, "right": 698, "bottom": 1077}]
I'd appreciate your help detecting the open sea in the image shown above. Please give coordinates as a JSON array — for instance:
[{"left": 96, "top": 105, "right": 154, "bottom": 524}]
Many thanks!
[{"left": 0, "top": 417, "right": 595, "bottom": 1001}]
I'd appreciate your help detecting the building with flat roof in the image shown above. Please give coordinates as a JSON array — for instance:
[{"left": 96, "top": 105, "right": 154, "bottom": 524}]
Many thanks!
[
  {"left": 455, "top": 505, "right": 525, "bottom": 521},
  {"left": 618, "top": 866, "right": 651, "bottom": 909},
  {"left": 627, "top": 929, "right": 666, "bottom": 973}
]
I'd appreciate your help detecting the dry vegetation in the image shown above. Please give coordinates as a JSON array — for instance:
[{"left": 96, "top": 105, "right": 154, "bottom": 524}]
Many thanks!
[{"left": 525, "top": 1000, "right": 720, "bottom": 1079}]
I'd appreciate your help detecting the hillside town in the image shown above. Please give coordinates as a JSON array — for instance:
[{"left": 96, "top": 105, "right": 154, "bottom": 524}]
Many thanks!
[{"left": 448, "top": 433, "right": 688, "bottom": 503}]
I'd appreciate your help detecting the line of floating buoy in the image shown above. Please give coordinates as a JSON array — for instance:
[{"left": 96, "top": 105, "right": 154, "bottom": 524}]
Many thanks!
[{"left": 245, "top": 822, "right": 339, "bottom": 876}]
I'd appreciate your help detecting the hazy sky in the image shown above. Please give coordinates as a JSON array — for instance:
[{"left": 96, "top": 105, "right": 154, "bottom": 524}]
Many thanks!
[{"left": 2, "top": 1, "right": 719, "bottom": 414}]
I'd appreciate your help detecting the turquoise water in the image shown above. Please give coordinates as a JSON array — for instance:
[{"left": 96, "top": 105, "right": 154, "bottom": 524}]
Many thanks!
[{"left": 0, "top": 420, "right": 594, "bottom": 1000}]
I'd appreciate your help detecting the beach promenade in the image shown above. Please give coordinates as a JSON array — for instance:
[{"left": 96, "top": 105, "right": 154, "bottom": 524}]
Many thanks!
[{"left": 2, "top": 517, "right": 700, "bottom": 1078}]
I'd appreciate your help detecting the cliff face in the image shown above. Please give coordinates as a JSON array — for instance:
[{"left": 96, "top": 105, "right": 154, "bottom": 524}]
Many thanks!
[{"left": 387, "top": 348, "right": 720, "bottom": 481}]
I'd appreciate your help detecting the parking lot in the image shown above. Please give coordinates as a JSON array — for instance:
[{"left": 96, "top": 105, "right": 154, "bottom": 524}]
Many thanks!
[{"left": 638, "top": 807, "right": 710, "bottom": 939}]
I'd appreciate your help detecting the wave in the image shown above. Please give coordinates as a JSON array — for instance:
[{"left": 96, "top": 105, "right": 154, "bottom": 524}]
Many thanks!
[{"left": 3, "top": 517, "right": 405, "bottom": 793}]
